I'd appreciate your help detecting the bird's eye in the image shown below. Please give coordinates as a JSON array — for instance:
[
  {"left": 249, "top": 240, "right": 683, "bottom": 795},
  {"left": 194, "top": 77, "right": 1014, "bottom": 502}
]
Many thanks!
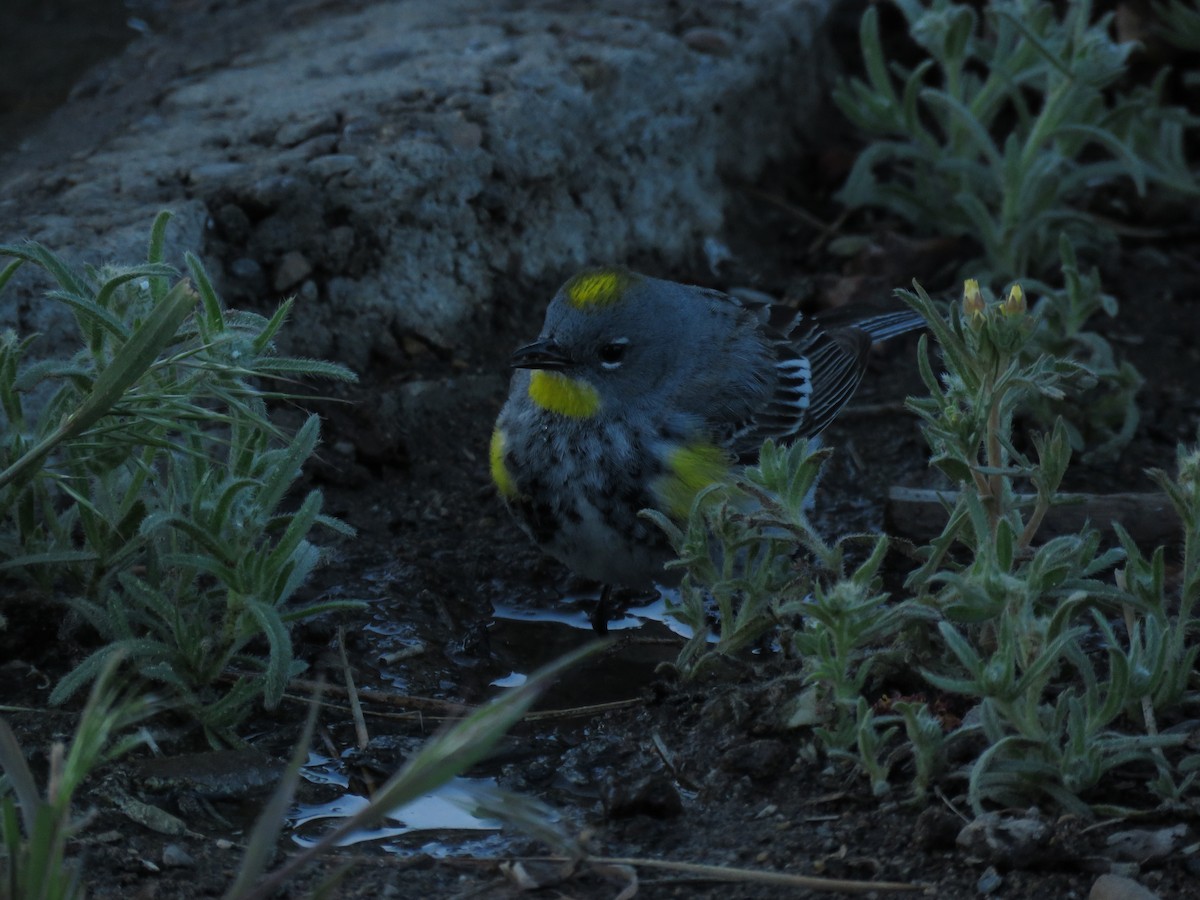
[{"left": 599, "top": 340, "right": 628, "bottom": 367}]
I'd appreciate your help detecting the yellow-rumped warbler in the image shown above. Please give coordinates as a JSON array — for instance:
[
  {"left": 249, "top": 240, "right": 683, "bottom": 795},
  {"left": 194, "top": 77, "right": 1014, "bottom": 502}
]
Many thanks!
[{"left": 490, "top": 268, "right": 923, "bottom": 613}]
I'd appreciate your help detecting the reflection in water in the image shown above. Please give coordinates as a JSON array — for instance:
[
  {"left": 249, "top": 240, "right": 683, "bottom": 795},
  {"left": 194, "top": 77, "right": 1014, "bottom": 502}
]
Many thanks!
[
  {"left": 290, "top": 775, "right": 502, "bottom": 849},
  {"left": 487, "top": 585, "right": 718, "bottom": 693},
  {"left": 491, "top": 584, "right": 697, "bottom": 637}
]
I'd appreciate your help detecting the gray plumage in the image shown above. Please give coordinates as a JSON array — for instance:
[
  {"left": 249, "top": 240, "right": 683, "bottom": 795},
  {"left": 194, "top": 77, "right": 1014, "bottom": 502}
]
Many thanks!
[{"left": 492, "top": 269, "right": 924, "bottom": 588}]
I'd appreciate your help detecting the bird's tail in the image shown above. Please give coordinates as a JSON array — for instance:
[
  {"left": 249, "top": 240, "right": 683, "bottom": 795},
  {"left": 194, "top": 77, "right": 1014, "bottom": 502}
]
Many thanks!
[{"left": 846, "top": 309, "right": 927, "bottom": 342}]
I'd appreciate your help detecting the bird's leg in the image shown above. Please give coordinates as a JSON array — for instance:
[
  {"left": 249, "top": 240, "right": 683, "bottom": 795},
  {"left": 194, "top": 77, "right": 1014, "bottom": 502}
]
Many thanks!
[{"left": 589, "top": 584, "right": 615, "bottom": 635}]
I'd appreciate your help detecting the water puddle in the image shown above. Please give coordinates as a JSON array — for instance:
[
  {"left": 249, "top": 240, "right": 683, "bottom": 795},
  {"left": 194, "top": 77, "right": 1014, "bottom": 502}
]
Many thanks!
[
  {"left": 291, "top": 757, "right": 504, "bottom": 854},
  {"left": 485, "top": 586, "right": 716, "bottom": 704},
  {"left": 490, "top": 585, "right": 698, "bottom": 639},
  {"left": 313, "top": 585, "right": 714, "bottom": 857}
]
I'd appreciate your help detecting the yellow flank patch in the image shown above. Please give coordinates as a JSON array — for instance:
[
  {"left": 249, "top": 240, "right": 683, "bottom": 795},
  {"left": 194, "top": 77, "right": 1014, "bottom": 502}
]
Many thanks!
[
  {"left": 490, "top": 428, "right": 518, "bottom": 498},
  {"left": 655, "top": 443, "right": 730, "bottom": 520},
  {"left": 564, "top": 268, "right": 636, "bottom": 310},
  {"left": 528, "top": 370, "right": 601, "bottom": 418}
]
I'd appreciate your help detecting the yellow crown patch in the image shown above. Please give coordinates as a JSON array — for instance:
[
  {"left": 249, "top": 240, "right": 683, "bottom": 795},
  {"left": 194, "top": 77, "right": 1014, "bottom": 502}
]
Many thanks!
[{"left": 564, "top": 268, "right": 637, "bottom": 310}]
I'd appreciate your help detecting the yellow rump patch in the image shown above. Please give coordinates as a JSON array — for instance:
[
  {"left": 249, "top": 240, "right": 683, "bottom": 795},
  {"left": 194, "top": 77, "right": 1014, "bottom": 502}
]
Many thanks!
[
  {"left": 489, "top": 428, "right": 518, "bottom": 498},
  {"left": 564, "top": 268, "right": 636, "bottom": 310},
  {"left": 528, "top": 370, "right": 601, "bottom": 418},
  {"left": 654, "top": 443, "right": 730, "bottom": 520}
]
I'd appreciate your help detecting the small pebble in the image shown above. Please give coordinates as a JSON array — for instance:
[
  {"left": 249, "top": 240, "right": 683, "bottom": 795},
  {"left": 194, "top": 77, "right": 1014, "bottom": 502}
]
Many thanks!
[
  {"left": 976, "top": 865, "right": 1002, "bottom": 894},
  {"left": 229, "top": 257, "right": 263, "bottom": 281},
  {"left": 273, "top": 251, "right": 313, "bottom": 291},
  {"left": 162, "top": 844, "right": 195, "bottom": 868},
  {"left": 681, "top": 27, "right": 734, "bottom": 56},
  {"left": 306, "top": 154, "right": 361, "bottom": 178},
  {"left": 1089, "top": 873, "right": 1161, "bottom": 900}
]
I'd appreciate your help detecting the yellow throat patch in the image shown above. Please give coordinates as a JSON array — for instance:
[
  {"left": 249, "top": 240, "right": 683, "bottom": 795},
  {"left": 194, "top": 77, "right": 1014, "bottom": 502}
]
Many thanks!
[
  {"left": 654, "top": 443, "right": 730, "bottom": 520},
  {"left": 489, "top": 428, "right": 518, "bottom": 498},
  {"left": 528, "top": 370, "right": 601, "bottom": 418},
  {"left": 564, "top": 268, "right": 637, "bottom": 310}
]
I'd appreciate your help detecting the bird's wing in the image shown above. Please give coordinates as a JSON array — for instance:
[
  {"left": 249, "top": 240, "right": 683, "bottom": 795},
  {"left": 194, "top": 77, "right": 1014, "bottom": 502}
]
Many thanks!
[
  {"left": 720, "top": 304, "right": 864, "bottom": 460},
  {"left": 723, "top": 304, "right": 924, "bottom": 462},
  {"left": 678, "top": 288, "right": 923, "bottom": 463}
]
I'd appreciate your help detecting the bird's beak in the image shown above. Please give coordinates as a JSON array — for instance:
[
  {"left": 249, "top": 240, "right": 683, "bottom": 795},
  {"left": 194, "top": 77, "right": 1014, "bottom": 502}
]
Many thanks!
[{"left": 510, "top": 339, "right": 571, "bottom": 370}]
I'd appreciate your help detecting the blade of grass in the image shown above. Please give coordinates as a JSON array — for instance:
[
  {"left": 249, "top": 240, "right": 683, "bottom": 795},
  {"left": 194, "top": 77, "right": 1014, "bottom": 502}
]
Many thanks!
[
  {"left": 233, "top": 641, "right": 608, "bottom": 900},
  {"left": 223, "top": 681, "right": 323, "bottom": 899}
]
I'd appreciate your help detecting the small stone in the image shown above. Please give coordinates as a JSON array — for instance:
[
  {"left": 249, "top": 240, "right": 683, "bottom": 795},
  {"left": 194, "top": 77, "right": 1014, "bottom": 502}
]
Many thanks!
[
  {"left": 229, "top": 257, "right": 264, "bottom": 283},
  {"left": 162, "top": 844, "right": 195, "bottom": 868},
  {"left": 188, "top": 162, "right": 248, "bottom": 183},
  {"left": 1105, "top": 824, "right": 1189, "bottom": 863},
  {"left": 957, "top": 809, "right": 1049, "bottom": 866},
  {"left": 1089, "top": 873, "right": 1162, "bottom": 900},
  {"left": 275, "top": 112, "right": 339, "bottom": 148},
  {"left": 306, "top": 154, "right": 360, "bottom": 178},
  {"left": 273, "top": 251, "right": 313, "bottom": 291},
  {"left": 681, "top": 27, "right": 735, "bottom": 56},
  {"left": 290, "top": 134, "right": 339, "bottom": 160},
  {"left": 976, "top": 865, "right": 1002, "bottom": 894},
  {"left": 115, "top": 795, "right": 188, "bottom": 836},
  {"left": 442, "top": 118, "right": 483, "bottom": 151},
  {"left": 247, "top": 174, "right": 299, "bottom": 211}
]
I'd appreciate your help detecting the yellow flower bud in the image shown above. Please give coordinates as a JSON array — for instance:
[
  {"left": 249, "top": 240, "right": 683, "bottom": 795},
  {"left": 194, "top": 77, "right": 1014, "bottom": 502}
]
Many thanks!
[
  {"left": 1001, "top": 283, "right": 1026, "bottom": 317},
  {"left": 963, "top": 279, "right": 985, "bottom": 319}
]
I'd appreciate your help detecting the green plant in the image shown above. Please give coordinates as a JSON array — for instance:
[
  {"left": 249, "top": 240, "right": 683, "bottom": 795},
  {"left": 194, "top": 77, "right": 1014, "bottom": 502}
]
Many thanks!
[
  {"left": 1022, "top": 237, "right": 1142, "bottom": 459},
  {"left": 1113, "top": 439, "right": 1200, "bottom": 740},
  {"left": 836, "top": 0, "right": 1197, "bottom": 279},
  {"left": 0, "top": 212, "right": 360, "bottom": 742},
  {"left": 658, "top": 277, "right": 1200, "bottom": 816},
  {"left": 897, "top": 281, "right": 1196, "bottom": 813},
  {"left": 647, "top": 440, "right": 914, "bottom": 679},
  {"left": 905, "top": 278, "right": 1082, "bottom": 563},
  {"left": 833, "top": 0, "right": 1194, "bottom": 456},
  {"left": 792, "top": 536, "right": 908, "bottom": 756},
  {"left": 1152, "top": 0, "right": 1200, "bottom": 53},
  {"left": 644, "top": 440, "right": 824, "bottom": 675},
  {"left": 0, "top": 658, "right": 154, "bottom": 900},
  {"left": 648, "top": 439, "right": 944, "bottom": 788}
]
